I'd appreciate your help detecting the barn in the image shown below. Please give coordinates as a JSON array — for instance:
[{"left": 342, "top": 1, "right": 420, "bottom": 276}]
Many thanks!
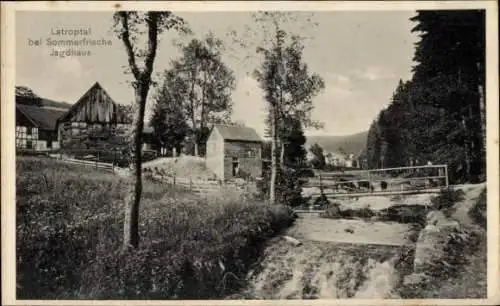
[
  {"left": 56, "top": 82, "right": 132, "bottom": 149},
  {"left": 205, "top": 124, "right": 263, "bottom": 181}
]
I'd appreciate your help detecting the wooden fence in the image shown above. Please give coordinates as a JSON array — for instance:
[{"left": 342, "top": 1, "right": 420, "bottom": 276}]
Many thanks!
[
  {"left": 57, "top": 157, "right": 115, "bottom": 172},
  {"left": 147, "top": 172, "right": 254, "bottom": 195},
  {"left": 300, "top": 164, "right": 449, "bottom": 205}
]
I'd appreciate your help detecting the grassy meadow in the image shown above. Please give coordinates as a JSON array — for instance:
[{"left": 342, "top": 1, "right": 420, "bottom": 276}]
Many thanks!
[{"left": 16, "top": 156, "right": 295, "bottom": 299}]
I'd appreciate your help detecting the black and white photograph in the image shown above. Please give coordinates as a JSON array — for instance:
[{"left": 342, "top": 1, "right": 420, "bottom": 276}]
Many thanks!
[{"left": 1, "top": 1, "right": 499, "bottom": 304}]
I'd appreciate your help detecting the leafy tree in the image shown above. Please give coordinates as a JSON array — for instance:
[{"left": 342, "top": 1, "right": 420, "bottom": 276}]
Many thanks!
[
  {"left": 249, "top": 12, "right": 323, "bottom": 204},
  {"left": 309, "top": 143, "right": 326, "bottom": 170},
  {"left": 113, "top": 11, "right": 189, "bottom": 249},
  {"left": 168, "top": 33, "right": 236, "bottom": 156},
  {"left": 150, "top": 70, "right": 190, "bottom": 155},
  {"left": 15, "top": 86, "right": 43, "bottom": 106}
]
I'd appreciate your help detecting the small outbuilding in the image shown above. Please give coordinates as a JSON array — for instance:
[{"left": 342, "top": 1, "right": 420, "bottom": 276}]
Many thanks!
[{"left": 205, "top": 124, "right": 263, "bottom": 181}]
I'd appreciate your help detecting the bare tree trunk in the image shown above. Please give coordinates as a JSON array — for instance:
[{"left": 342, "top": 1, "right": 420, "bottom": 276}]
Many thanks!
[
  {"left": 269, "top": 105, "right": 278, "bottom": 205},
  {"left": 478, "top": 84, "right": 486, "bottom": 147},
  {"left": 477, "top": 62, "right": 486, "bottom": 177},
  {"left": 280, "top": 141, "right": 285, "bottom": 167},
  {"left": 123, "top": 84, "right": 148, "bottom": 249},
  {"left": 194, "top": 141, "right": 199, "bottom": 157},
  {"left": 461, "top": 114, "right": 471, "bottom": 180}
]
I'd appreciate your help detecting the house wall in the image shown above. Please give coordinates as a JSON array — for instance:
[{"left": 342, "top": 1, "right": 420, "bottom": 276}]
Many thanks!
[
  {"left": 223, "top": 140, "right": 262, "bottom": 180},
  {"left": 205, "top": 129, "right": 224, "bottom": 180},
  {"left": 16, "top": 110, "right": 38, "bottom": 149},
  {"left": 15, "top": 125, "right": 38, "bottom": 149}
]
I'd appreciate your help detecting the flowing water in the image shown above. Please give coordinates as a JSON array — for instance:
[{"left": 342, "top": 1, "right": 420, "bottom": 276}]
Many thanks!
[{"left": 239, "top": 213, "right": 416, "bottom": 299}]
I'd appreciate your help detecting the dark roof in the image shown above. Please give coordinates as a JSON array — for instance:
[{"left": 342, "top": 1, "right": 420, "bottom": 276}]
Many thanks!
[
  {"left": 213, "top": 124, "right": 262, "bottom": 142},
  {"left": 16, "top": 104, "right": 66, "bottom": 131}
]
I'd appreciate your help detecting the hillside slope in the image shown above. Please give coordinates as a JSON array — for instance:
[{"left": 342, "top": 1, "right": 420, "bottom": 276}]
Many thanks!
[{"left": 306, "top": 131, "right": 367, "bottom": 154}]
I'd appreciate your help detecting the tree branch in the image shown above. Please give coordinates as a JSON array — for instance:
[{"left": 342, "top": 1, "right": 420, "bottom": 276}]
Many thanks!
[
  {"left": 144, "top": 12, "right": 159, "bottom": 80},
  {"left": 119, "top": 12, "right": 141, "bottom": 80}
]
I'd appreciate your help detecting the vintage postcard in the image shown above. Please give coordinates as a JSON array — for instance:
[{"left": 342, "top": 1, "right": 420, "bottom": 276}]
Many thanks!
[{"left": 1, "top": 1, "right": 499, "bottom": 305}]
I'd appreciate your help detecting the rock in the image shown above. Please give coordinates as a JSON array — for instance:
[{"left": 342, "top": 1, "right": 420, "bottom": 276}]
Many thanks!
[
  {"left": 282, "top": 235, "right": 302, "bottom": 246},
  {"left": 413, "top": 212, "right": 462, "bottom": 275},
  {"left": 426, "top": 210, "right": 446, "bottom": 226}
]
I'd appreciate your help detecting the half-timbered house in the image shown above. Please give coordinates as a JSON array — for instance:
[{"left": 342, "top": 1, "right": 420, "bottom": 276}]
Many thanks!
[{"left": 15, "top": 88, "right": 71, "bottom": 150}]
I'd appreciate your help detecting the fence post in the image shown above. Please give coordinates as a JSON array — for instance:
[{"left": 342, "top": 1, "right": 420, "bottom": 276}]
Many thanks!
[
  {"left": 189, "top": 177, "right": 193, "bottom": 192},
  {"left": 112, "top": 150, "right": 115, "bottom": 172},
  {"left": 444, "top": 165, "right": 449, "bottom": 188},
  {"left": 96, "top": 151, "right": 99, "bottom": 169},
  {"left": 368, "top": 170, "right": 373, "bottom": 193}
]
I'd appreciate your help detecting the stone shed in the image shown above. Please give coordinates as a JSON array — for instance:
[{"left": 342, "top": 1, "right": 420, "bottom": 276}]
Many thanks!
[{"left": 205, "top": 124, "right": 263, "bottom": 181}]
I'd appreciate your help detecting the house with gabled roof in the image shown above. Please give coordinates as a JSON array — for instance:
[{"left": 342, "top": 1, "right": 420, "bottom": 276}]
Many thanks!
[
  {"left": 56, "top": 82, "right": 132, "bottom": 149},
  {"left": 15, "top": 83, "right": 158, "bottom": 154},
  {"left": 205, "top": 124, "right": 263, "bottom": 181},
  {"left": 15, "top": 88, "right": 71, "bottom": 150}
]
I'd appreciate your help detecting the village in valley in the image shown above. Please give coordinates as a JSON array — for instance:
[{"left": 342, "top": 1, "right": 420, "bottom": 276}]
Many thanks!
[{"left": 11, "top": 6, "right": 491, "bottom": 302}]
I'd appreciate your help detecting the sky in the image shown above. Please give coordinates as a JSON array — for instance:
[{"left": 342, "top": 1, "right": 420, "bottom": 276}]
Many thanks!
[{"left": 16, "top": 11, "right": 419, "bottom": 137}]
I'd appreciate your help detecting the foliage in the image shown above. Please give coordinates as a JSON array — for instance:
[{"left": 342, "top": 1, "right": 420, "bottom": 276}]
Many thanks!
[
  {"left": 149, "top": 75, "right": 190, "bottom": 154},
  {"left": 363, "top": 10, "right": 486, "bottom": 183},
  {"left": 246, "top": 12, "right": 323, "bottom": 205},
  {"left": 313, "top": 194, "right": 331, "bottom": 210},
  {"left": 16, "top": 157, "right": 295, "bottom": 299},
  {"left": 468, "top": 188, "right": 486, "bottom": 228},
  {"left": 161, "top": 33, "right": 236, "bottom": 156},
  {"left": 309, "top": 143, "right": 326, "bottom": 170},
  {"left": 15, "top": 86, "right": 43, "bottom": 106},
  {"left": 431, "top": 187, "right": 465, "bottom": 215}
]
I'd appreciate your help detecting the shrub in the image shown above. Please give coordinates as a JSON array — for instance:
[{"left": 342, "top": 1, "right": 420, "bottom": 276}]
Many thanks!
[
  {"left": 313, "top": 193, "right": 330, "bottom": 209},
  {"left": 431, "top": 187, "right": 464, "bottom": 216},
  {"left": 320, "top": 203, "right": 375, "bottom": 220},
  {"left": 469, "top": 188, "right": 486, "bottom": 228},
  {"left": 379, "top": 205, "right": 429, "bottom": 226}
]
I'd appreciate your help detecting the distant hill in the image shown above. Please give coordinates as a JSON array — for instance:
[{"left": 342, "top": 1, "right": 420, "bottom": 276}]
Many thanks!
[
  {"left": 16, "top": 86, "right": 72, "bottom": 110},
  {"left": 305, "top": 131, "right": 368, "bottom": 155},
  {"left": 40, "top": 98, "right": 72, "bottom": 110}
]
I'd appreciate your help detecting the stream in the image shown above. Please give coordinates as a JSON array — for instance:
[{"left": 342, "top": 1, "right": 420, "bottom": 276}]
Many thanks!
[{"left": 236, "top": 212, "right": 420, "bottom": 299}]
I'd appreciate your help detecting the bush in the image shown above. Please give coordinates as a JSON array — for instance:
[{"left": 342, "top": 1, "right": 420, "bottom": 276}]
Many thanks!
[
  {"left": 431, "top": 187, "right": 464, "bottom": 216},
  {"left": 469, "top": 188, "right": 486, "bottom": 228},
  {"left": 260, "top": 166, "right": 309, "bottom": 207},
  {"left": 320, "top": 203, "right": 375, "bottom": 220},
  {"left": 16, "top": 157, "right": 295, "bottom": 299},
  {"left": 379, "top": 205, "right": 429, "bottom": 226},
  {"left": 313, "top": 193, "right": 330, "bottom": 209}
]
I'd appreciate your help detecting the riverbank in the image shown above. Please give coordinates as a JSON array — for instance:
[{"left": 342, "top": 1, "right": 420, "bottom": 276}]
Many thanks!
[
  {"left": 16, "top": 156, "right": 295, "bottom": 299},
  {"left": 236, "top": 184, "right": 487, "bottom": 299}
]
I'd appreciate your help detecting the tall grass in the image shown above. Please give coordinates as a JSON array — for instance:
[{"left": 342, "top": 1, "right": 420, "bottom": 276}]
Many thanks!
[{"left": 16, "top": 157, "right": 295, "bottom": 299}]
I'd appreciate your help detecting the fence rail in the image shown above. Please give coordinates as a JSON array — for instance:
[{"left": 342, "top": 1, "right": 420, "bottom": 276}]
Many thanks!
[
  {"left": 302, "top": 164, "right": 449, "bottom": 205},
  {"left": 60, "top": 157, "right": 114, "bottom": 172}
]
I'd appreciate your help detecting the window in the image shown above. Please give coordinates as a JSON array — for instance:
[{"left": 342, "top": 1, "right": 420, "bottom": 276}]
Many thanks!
[
  {"left": 27, "top": 127, "right": 32, "bottom": 135},
  {"left": 26, "top": 140, "right": 32, "bottom": 149}
]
